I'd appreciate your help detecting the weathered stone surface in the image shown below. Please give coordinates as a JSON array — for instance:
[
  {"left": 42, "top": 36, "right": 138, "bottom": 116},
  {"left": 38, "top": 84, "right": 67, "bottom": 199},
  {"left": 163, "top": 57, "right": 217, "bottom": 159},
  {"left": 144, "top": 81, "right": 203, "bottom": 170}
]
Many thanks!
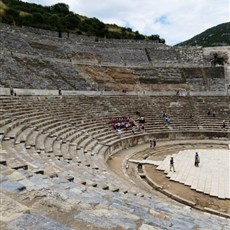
[
  {"left": 75, "top": 208, "right": 139, "bottom": 229},
  {"left": 0, "top": 23, "right": 227, "bottom": 91},
  {"left": 7, "top": 214, "right": 73, "bottom": 230},
  {"left": 35, "top": 194, "right": 80, "bottom": 213},
  {"left": 0, "top": 175, "right": 8, "bottom": 183},
  {"left": 140, "top": 224, "right": 162, "bottom": 230},
  {"left": 8, "top": 171, "right": 26, "bottom": 181},
  {"left": 0, "top": 179, "right": 26, "bottom": 192},
  {"left": 0, "top": 192, "right": 30, "bottom": 222}
]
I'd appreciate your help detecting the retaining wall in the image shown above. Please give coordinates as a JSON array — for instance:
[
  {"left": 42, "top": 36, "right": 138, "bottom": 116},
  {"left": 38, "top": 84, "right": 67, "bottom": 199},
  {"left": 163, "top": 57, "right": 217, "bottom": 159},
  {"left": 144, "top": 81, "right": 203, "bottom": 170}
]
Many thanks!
[{"left": 0, "top": 88, "right": 228, "bottom": 96}]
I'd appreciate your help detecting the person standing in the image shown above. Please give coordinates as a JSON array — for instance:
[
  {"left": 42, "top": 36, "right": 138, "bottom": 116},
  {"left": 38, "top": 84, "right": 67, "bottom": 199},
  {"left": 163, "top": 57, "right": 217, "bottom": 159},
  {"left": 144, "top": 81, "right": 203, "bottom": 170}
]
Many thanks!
[
  {"left": 194, "top": 152, "right": 200, "bottom": 167},
  {"left": 170, "top": 157, "right": 176, "bottom": 172},
  {"left": 152, "top": 137, "right": 156, "bottom": 148},
  {"left": 222, "top": 120, "right": 226, "bottom": 129},
  {"left": 150, "top": 139, "right": 153, "bottom": 148}
]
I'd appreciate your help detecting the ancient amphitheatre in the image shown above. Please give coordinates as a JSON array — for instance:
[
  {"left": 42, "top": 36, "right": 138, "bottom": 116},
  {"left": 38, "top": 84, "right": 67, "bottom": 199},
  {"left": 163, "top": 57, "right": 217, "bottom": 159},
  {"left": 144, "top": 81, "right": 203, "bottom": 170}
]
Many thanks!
[{"left": 0, "top": 23, "right": 230, "bottom": 230}]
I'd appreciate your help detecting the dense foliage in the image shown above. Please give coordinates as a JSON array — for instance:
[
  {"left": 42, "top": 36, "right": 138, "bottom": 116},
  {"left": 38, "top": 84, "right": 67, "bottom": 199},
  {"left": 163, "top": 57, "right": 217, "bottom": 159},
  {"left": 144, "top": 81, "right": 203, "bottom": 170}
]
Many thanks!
[
  {"left": 176, "top": 22, "right": 230, "bottom": 47},
  {"left": 0, "top": 0, "right": 165, "bottom": 43}
]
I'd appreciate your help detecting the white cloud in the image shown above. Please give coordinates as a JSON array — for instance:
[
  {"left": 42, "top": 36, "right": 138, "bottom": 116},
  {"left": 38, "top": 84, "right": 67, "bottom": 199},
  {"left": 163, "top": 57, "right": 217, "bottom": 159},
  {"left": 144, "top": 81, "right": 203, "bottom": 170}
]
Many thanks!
[{"left": 23, "top": 0, "right": 230, "bottom": 45}]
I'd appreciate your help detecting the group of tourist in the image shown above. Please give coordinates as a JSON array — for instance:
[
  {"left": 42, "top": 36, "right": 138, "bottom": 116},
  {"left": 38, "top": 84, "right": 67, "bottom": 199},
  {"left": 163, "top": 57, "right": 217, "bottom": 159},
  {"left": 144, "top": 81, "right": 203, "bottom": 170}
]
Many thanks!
[
  {"left": 109, "top": 112, "right": 148, "bottom": 137},
  {"left": 110, "top": 117, "right": 135, "bottom": 131}
]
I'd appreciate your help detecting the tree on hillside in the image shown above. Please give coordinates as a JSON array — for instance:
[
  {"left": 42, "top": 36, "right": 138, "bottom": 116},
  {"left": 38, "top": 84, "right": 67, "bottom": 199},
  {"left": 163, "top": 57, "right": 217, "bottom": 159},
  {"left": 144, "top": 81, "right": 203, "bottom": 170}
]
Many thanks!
[
  {"left": 148, "top": 34, "right": 160, "bottom": 41},
  {"left": 48, "top": 14, "right": 64, "bottom": 37},
  {"left": 33, "top": 12, "right": 44, "bottom": 24},
  {"left": 134, "top": 31, "right": 145, "bottom": 40},
  {"left": 209, "top": 52, "right": 228, "bottom": 66},
  {"left": 2, "top": 8, "right": 20, "bottom": 25},
  {"left": 1, "top": 0, "right": 165, "bottom": 41},
  {"left": 64, "top": 13, "right": 80, "bottom": 30},
  {"left": 50, "top": 3, "right": 69, "bottom": 15}
]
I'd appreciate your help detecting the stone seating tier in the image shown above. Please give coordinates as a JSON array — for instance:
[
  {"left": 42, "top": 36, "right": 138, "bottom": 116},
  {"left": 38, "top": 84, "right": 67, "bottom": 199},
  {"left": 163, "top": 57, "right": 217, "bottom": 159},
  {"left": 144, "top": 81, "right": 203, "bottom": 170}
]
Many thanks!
[
  {"left": 2, "top": 167, "right": 228, "bottom": 229},
  {"left": 1, "top": 52, "right": 224, "bottom": 91},
  {"left": 0, "top": 95, "right": 230, "bottom": 229},
  {"left": 3, "top": 23, "right": 225, "bottom": 92}
]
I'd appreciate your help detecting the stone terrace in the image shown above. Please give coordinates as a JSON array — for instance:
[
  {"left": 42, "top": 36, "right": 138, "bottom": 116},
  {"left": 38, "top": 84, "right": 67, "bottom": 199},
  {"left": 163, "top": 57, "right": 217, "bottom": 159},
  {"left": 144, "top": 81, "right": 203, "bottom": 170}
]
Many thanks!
[
  {"left": 1, "top": 23, "right": 226, "bottom": 91},
  {"left": 0, "top": 95, "right": 230, "bottom": 229}
]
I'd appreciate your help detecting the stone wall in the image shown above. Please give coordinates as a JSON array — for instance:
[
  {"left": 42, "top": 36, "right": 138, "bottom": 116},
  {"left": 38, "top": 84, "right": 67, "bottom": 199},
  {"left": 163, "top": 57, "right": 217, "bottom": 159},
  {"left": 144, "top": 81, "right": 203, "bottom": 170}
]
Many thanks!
[
  {"left": 0, "top": 87, "right": 227, "bottom": 96},
  {"left": 181, "top": 67, "right": 225, "bottom": 91},
  {"left": 0, "top": 23, "right": 209, "bottom": 67},
  {"left": 0, "top": 23, "right": 227, "bottom": 92},
  {"left": 203, "top": 46, "right": 230, "bottom": 84}
]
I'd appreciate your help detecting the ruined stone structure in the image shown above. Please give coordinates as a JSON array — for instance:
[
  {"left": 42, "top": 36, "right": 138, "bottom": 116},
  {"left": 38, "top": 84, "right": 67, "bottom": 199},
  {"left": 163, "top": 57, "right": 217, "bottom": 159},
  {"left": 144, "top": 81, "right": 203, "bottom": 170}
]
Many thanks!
[
  {"left": 0, "top": 23, "right": 229, "bottom": 92},
  {"left": 0, "top": 24, "right": 230, "bottom": 230}
]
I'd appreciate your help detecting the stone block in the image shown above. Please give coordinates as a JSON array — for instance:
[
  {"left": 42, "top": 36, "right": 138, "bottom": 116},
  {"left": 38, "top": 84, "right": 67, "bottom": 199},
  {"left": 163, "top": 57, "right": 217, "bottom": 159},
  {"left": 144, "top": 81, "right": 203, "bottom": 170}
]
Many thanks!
[
  {"left": 7, "top": 214, "right": 72, "bottom": 230},
  {"left": 0, "top": 192, "right": 30, "bottom": 222},
  {"left": 0, "top": 179, "right": 26, "bottom": 192}
]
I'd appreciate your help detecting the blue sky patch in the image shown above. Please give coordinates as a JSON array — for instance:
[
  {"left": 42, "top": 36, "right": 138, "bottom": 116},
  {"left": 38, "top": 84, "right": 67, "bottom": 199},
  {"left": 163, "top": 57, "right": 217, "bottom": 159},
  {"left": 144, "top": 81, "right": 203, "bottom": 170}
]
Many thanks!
[{"left": 155, "top": 16, "right": 170, "bottom": 25}]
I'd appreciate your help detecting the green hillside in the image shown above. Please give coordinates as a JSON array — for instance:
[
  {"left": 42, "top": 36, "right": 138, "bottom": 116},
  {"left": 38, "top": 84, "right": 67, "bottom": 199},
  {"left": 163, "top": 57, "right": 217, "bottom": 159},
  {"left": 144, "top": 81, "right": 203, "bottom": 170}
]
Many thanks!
[
  {"left": 0, "top": 0, "right": 165, "bottom": 43},
  {"left": 176, "top": 22, "right": 230, "bottom": 47}
]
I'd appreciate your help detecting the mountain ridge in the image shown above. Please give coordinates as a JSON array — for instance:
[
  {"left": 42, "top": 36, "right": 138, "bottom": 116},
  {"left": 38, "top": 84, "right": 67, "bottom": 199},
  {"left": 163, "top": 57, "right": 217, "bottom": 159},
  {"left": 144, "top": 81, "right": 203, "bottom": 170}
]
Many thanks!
[{"left": 176, "top": 22, "right": 230, "bottom": 47}]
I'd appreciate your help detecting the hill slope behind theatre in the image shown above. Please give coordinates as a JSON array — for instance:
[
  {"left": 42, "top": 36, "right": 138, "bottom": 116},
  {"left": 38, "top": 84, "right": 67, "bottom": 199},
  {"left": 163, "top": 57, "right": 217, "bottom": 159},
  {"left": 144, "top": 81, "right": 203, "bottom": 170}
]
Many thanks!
[
  {"left": 176, "top": 22, "right": 230, "bottom": 47},
  {"left": 0, "top": 0, "right": 165, "bottom": 42}
]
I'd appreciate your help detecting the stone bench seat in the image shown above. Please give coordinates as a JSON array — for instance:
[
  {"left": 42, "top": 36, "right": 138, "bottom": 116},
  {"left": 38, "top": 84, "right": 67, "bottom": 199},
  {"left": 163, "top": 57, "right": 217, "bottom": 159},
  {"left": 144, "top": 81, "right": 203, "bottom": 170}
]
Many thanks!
[
  {"left": 35, "top": 132, "right": 49, "bottom": 151},
  {"left": 98, "top": 130, "right": 143, "bottom": 145},
  {"left": 25, "top": 130, "right": 41, "bottom": 147},
  {"left": 59, "top": 142, "right": 72, "bottom": 160},
  {"left": 91, "top": 129, "right": 114, "bottom": 139},
  {"left": 2, "top": 141, "right": 46, "bottom": 171},
  {"left": 64, "top": 130, "right": 83, "bottom": 142},
  {"left": 43, "top": 123, "right": 71, "bottom": 136},
  {"left": 0, "top": 117, "right": 13, "bottom": 130},
  {"left": 76, "top": 123, "right": 106, "bottom": 134},
  {"left": 15, "top": 127, "right": 34, "bottom": 144},
  {"left": 0, "top": 134, "right": 5, "bottom": 150},
  {"left": 52, "top": 140, "right": 64, "bottom": 157},
  {"left": 44, "top": 136, "right": 56, "bottom": 153},
  {"left": 41, "top": 121, "right": 66, "bottom": 133},
  {"left": 0, "top": 119, "right": 28, "bottom": 138},
  {"left": 30, "top": 117, "right": 59, "bottom": 130},
  {"left": 90, "top": 143, "right": 107, "bottom": 155},
  {"left": 56, "top": 129, "right": 76, "bottom": 142},
  {"left": 7, "top": 160, "right": 28, "bottom": 171},
  {"left": 68, "top": 134, "right": 88, "bottom": 149},
  {"left": 48, "top": 126, "right": 74, "bottom": 138},
  {"left": 170, "top": 124, "right": 201, "bottom": 131},
  {"left": 84, "top": 139, "right": 98, "bottom": 153},
  {"left": 4, "top": 122, "right": 31, "bottom": 140},
  {"left": 78, "top": 135, "right": 96, "bottom": 150}
]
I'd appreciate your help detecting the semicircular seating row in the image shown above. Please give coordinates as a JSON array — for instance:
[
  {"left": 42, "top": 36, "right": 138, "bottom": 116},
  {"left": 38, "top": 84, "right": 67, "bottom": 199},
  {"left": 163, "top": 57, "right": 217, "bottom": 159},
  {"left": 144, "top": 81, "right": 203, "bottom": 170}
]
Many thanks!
[
  {"left": 0, "top": 95, "right": 229, "bottom": 229},
  {"left": 0, "top": 95, "right": 229, "bottom": 177}
]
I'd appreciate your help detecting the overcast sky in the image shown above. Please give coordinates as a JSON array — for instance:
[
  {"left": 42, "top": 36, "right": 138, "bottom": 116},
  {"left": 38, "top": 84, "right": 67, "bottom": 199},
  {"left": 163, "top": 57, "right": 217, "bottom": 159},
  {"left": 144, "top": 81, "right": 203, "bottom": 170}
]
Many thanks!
[{"left": 23, "top": 0, "right": 230, "bottom": 45}]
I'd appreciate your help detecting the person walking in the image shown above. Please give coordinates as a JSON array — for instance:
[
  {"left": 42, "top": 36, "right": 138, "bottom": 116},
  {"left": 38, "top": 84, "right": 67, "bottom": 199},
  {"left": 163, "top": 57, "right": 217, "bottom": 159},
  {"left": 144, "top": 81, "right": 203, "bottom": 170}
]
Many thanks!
[
  {"left": 194, "top": 152, "right": 200, "bottom": 167},
  {"left": 170, "top": 157, "right": 176, "bottom": 172}
]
